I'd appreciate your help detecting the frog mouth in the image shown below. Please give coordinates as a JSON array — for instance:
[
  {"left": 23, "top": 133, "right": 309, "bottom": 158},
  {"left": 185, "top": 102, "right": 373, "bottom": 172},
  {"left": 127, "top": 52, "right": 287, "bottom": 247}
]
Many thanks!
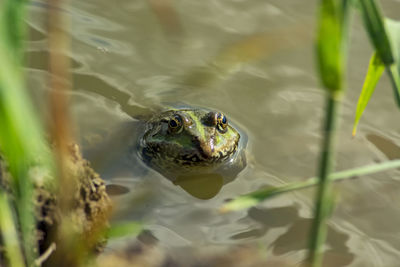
[
  {"left": 190, "top": 134, "right": 238, "bottom": 159},
  {"left": 179, "top": 139, "right": 239, "bottom": 166}
]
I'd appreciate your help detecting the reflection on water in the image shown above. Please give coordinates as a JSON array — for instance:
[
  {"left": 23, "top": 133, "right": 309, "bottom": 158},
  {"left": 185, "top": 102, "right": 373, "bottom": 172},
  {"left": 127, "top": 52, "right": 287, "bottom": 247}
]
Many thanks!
[
  {"left": 174, "top": 173, "right": 224, "bottom": 199},
  {"left": 27, "top": 51, "right": 82, "bottom": 71},
  {"left": 26, "top": 0, "right": 400, "bottom": 265},
  {"left": 147, "top": 0, "right": 184, "bottom": 37},
  {"left": 366, "top": 134, "right": 400, "bottom": 160},
  {"left": 231, "top": 206, "right": 354, "bottom": 267},
  {"left": 106, "top": 184, "right": 130, "bottom": 196},
  {"left": 73, "top": 73, "right": 154, "bottom": 118}
]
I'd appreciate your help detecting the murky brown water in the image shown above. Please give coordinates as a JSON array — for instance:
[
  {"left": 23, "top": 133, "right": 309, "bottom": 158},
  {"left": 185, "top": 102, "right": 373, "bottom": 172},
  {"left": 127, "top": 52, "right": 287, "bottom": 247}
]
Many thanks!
[{"left": 26, "top": 0, "right": 400, "bottom": 266}]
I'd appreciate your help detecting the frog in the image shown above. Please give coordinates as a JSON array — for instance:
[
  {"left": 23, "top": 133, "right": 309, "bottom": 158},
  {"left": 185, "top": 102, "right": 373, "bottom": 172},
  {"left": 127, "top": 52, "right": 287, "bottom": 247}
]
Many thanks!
[
  {"left": 83, "top": 106, "right": 246, "bottom": 199},
  {"left": 137, "top": 108, "right": 246, "bottom": 182}
]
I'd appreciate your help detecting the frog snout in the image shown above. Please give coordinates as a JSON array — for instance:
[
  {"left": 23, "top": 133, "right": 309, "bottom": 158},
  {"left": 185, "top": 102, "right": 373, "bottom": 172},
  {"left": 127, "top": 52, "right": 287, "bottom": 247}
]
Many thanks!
[{"left": 193, "top": 137, "right": 215, "bottom": 159}]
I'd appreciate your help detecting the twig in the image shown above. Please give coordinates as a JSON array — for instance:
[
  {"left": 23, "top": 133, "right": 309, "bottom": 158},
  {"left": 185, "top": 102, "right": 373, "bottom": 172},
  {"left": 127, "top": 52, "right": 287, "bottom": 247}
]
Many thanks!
[{"left": 34, "top": 243, "right": 56, "bottom": 266}]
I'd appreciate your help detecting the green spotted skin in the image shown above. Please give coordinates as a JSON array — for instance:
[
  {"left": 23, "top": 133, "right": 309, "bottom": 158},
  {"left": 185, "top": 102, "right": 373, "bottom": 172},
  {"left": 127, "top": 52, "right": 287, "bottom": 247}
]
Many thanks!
[{"left": 138, "top": 108, "right": 241, "bottom": 177}]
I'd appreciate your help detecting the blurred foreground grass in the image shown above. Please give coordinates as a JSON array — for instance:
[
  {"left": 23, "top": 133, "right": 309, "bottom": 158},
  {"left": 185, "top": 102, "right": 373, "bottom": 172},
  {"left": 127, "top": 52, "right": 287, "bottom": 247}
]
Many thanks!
[
  {"left": 0, "top": 0, "right": 54, "bottom": 266},
  {"left": 0, "top": 0, "right": 141, "bottom": 266}
]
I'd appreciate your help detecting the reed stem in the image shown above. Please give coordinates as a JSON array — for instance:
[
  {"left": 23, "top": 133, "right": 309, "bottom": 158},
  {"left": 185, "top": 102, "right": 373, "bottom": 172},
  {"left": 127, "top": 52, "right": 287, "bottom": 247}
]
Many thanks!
[{"left": 308, "top": 93, "right": 340, "bottom": 267}]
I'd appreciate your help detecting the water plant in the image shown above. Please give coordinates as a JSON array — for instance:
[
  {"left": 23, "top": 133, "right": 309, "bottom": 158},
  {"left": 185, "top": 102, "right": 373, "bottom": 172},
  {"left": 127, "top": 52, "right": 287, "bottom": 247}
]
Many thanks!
[{"left": 0, "top": 0, "right": 54, "bottom": 265}]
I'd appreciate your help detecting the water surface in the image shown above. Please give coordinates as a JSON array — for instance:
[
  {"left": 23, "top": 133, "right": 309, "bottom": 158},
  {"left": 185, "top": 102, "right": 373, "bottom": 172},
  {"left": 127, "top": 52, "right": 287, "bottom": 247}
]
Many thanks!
[{"left": 27, "top": 0, "right": 400, "bottom": 266}]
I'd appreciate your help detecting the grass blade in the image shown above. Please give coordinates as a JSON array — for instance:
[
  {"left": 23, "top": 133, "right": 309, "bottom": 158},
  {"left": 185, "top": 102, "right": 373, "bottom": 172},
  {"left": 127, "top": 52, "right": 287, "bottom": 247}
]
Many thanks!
[
  {"left": 0, "top": 193, "right": 25, "bottom": 267},
  {"left": 352, "top": 51, "right": 384, "bottom": 136},
  {"left": 106, "top": 222, "right": 143, "bottom": 239},
  {"left": 316, "top": 0, "right": 345, "bottom": 93},
  {"left": 385, "top": 19, "right": 400, "bottom": 107},
  {"left": 220, "top": 159, "right": 400, "bottom": 212},
  {"left": 0, "top": 0, "right": 54, "bottom": 264},
  {"left": 310, "top": 0, "right": 351, "bottom": 265},
  {"left": 359, "top": 0, "right": 394, "bottom": 65},
  {"left": 359, "top": 0, "right": 400, "bottom": 106}
]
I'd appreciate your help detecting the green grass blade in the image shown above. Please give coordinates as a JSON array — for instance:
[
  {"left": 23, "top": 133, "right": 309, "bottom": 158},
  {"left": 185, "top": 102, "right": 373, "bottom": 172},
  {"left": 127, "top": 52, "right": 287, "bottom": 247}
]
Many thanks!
[
  {"left": 387, "top": 64, "right": 400, "bottom": 106},
  {"left": 385, "top": 19, "right": 400, "bottom": 106},
  {"left": 0, "top": 0, "right": 54, "bottom": 264},
  {"left": 0, "top": 193, "right": 25, "bottom": 267},
  {"left": 352, "top": 51, "right": 384, "bottom": 136},
  {"left": 359, "top": 0, "right": 400, "bottom": 107},
  {"left": 106, "top": 222, "right": 143, "bottom": 239},
  {"left": 220, "top": 159, "right": 400, "bottom": 212},
  {"left": 386, "top": 18, "right": 400, "bottom": 60},
  {"left": 359, "top": 0, "right": 394, "bottom": 65},
  {"left": 311, "top": 0, "right": 351, "bottom": 264},
  {"left": 316, "top": 0, "right": 346, "bottom": 93}
]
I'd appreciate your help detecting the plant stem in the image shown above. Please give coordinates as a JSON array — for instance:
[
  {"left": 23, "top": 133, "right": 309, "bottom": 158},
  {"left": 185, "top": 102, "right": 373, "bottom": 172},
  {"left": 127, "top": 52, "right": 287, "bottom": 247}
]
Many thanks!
[
  {"left": 308, "top": 93, "right": 340, "bottom": 267},
  {"left": 219, "top": 158, "right": 400, "bottom": 213},
  {"left": 387, "top": 64, "right": 400, "bottom": 107},
  {"left": 0, "top": 193, "right": 25, "bottom": 267},
  {"left": 0, "top": 0, "right": 38, "bottom": 264}
]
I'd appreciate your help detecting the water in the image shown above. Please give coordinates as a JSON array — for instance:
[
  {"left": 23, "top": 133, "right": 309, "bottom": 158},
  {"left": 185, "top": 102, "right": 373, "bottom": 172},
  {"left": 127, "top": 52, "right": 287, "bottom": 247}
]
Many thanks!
[{"left": 26, "top": 0, "right": 400, "bottom": 266}]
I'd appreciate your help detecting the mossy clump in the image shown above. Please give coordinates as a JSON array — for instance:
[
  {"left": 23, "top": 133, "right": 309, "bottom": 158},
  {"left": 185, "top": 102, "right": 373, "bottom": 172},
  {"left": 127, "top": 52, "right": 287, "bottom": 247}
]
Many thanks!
[{"left": 0, "top": 144, "right": 111, "bottom": 265}]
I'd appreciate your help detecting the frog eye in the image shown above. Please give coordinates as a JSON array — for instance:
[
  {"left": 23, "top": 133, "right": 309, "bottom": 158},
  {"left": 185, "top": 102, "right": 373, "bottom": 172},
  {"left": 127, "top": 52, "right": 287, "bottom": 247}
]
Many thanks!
[
  {"left": 168, "top": 114, "right": 183, "bottom": 133},
  {"left": 217, "top": 113, "right": 228, "bottom": 133}
]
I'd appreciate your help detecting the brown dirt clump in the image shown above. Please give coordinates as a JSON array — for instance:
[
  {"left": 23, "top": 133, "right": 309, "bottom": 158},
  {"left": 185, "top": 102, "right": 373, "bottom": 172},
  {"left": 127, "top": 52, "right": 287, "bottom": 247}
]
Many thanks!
[{"left": 0, "top": 143, "right": 111, "bottom": 266}]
